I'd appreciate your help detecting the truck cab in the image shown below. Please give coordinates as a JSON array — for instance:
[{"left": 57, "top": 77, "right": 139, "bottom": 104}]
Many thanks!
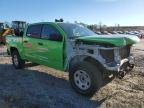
[{"left": 6, "top": 22, "right": 140, "bottom": 97}]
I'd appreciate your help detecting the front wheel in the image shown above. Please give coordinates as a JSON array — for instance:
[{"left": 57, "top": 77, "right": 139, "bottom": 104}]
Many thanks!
[
  {"left": 69, "top": 61, "right": 103, "bottom": 97},
  {"left": 11, "top": 50, "right": 25, "bottom": 69}
]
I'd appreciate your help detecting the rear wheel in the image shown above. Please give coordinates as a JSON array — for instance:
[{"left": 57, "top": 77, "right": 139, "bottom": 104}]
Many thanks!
[
  {"left": 11, "top": 50, "right": 25, "bottom": 69},
  {"left": 69, "top": 61, "right": 103, "bottom": 97}
]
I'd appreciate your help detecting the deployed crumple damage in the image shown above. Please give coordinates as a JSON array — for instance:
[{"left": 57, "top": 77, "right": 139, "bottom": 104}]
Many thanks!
[{"left": 65, "top": 35, "right": 140, "bottom": 74}]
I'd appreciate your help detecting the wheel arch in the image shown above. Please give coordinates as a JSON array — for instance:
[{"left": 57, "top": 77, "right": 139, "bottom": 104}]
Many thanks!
[
  {"left": 10, "top": 47, "right": 25, "bottom": 69},
  {"left": 68, "top": 55, "right": 105, "bottom": 74},
  {"left": 67, "top": 55, "right": 86, "bottom": 71},
  {"left": 10, "top": 47, "right": 19, "bottom": 54},
  {"left": 83, "top": 56, "right": 105, "bottom": 74},
  {"left": 10, "top": 47, "right": 24, "bottom": 58}
]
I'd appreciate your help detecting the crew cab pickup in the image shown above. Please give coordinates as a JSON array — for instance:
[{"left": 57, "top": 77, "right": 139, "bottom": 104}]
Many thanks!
[{"left": 6, "top": 22, "right": 140, "bottom": 96}]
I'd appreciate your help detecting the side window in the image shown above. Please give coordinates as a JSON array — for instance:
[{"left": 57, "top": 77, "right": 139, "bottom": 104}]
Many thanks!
[
  {"left": 41, "top": 24, "right": 61, "bottom": 40},
  {"left": 26, "top": 25, "right": 42, "bottom": 38}
]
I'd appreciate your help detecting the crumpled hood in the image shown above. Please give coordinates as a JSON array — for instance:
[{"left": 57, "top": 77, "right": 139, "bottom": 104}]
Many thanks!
[{"left": 76, "top": 34, "right": 140, "bottom": 46}]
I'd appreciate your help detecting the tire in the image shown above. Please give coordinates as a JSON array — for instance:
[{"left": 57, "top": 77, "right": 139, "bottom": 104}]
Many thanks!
[
  {"left": 69, "top": 61, "right": 103, "bottom": 97},
  {"left": 11, "top": 50, "right": 25, "bottom": 69}
]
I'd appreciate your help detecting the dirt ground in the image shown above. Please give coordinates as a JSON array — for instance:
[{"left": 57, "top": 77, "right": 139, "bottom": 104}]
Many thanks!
[{"left": 0, "top": 40, "right": 144, "bottom": 108}]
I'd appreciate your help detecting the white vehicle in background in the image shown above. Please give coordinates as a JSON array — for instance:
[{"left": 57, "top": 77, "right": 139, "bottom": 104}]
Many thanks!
[
  {"left": 102, "top": 31, "right": 111, "bottom": 35},
  {"left": 117, "top": 31, "right": 124, "bottom": 34},
  {"left": 125, "top": 31, "right": 130, "bottom": 34},
  {"left": 113, "top": 31, "right": 119, "bottom": 34},
  {"left": 95, "top": 31, "right": 102, "bottom": 35},
  {"left": 125, "top": 31, "right": 142, "bottom": 39}
]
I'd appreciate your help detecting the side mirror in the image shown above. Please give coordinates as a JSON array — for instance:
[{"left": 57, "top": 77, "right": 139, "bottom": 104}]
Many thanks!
[{"left": 49, "top": 33, "right": 62, "bottom": 41}]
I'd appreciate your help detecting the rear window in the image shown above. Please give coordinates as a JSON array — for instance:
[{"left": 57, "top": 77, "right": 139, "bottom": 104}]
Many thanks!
[{"left": 26, "top": 24, "right": 42, "bottom": 38}]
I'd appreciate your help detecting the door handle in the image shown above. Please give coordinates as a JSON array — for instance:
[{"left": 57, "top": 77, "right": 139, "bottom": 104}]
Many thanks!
[
  {"left": 24, "top": 40, "right": 28, "bottom": 43},
  {"left": 38, "top": 42, "right": 43, "bottom": 46}
]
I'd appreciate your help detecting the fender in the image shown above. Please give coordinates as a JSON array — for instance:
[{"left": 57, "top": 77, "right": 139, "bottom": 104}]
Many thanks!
[{"left": 66, "top": 55, "right": 104, "bottom": 72}]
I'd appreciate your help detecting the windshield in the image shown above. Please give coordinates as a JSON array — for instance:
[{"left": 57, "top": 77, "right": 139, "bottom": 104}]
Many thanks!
[{"left": 58, "top": 23, "right": 96, "bottom": 38}]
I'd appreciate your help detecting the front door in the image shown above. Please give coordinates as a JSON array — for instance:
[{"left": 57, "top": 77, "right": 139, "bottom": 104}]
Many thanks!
[{"left": 36, "top": 24, "right": 64, "bottom": 70}]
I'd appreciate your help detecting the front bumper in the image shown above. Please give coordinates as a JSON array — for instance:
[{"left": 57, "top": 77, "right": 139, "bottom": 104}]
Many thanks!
[
  {"left": 103, "top": 56, "right": 135, "bottom": 79},
  {"left": 104, "top": 56, "right": 134, "bottom": 71}
]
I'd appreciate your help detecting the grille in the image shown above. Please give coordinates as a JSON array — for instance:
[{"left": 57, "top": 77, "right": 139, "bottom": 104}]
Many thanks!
[
  {"left": 119, "top": 46, "right": 130, "bottom": 59},
  {"left": 100, "top": 49, "right": 114, "bottom": 63}
]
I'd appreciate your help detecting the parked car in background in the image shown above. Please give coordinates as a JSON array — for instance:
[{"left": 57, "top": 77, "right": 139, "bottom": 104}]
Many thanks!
[
  {"left": 125, "top": 31, "right": 143, "bottom": 39},
  {"left": 108, "top": 31, "right": 116, "bottom": 34},
  {"left": 117, "top": 31, "right": 124, "bottom": 34},
  {"left": 100, "top": 31, "right": 111, "bottom": 35},
  {"left": 95, "top": 31, "right": 102, "bottom": 35}
]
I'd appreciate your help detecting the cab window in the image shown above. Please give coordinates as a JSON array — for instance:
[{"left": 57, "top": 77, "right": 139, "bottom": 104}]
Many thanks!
[
  {"left": 41, "top": 24, "right": 61, "bottom": 40},
  {"left": 26, "top": 25, "right": 42, "bottom": 38}
]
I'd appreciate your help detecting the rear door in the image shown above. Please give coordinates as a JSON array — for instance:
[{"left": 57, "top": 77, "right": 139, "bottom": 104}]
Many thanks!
[
  {"left": 23, "top": 24, "right": 43, "bottom": 62},
  {"left": 37, "top": 24, "right": 64, "bottom": 70}
]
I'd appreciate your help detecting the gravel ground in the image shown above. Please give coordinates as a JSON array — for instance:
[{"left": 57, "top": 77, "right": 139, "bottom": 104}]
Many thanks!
[{"left": 0, "top": 40, "right": 144, "bottom": 108}]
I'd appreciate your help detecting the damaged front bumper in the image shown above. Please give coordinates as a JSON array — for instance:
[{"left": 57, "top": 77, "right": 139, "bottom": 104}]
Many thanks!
[
  {"left": 103, "top": 56, "right": 135, "bottom": 79},
  {"left": 74, "top": 44, "right": 135, "bottom": 79}
]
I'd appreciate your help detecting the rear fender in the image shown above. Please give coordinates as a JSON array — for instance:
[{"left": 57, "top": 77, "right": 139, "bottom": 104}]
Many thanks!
[{"left": 10, "top": 47, "right": 23, "bottom": 59}]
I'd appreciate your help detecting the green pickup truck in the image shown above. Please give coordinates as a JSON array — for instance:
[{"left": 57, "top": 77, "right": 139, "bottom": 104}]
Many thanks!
[{"left": 6, "top": 22, "right": 140, "bottom": 96}]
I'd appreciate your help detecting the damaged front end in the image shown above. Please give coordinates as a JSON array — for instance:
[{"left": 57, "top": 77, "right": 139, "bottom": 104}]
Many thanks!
[
  {"left": 74, "top": 39, "right": 136, "bottom": 79},
  {"left": 98, "top": 45, "right": 135, "bottom": 79}
]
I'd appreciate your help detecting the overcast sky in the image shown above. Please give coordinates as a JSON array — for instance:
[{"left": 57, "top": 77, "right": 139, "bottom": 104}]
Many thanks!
[{"left": 0, "top": 0, "right": 144, "bottom": 26}]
